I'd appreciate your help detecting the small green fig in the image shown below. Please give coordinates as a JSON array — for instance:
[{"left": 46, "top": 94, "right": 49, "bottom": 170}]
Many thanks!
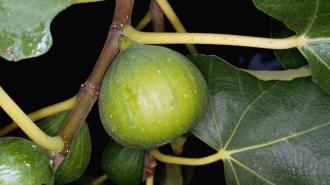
[
  {"left": 101, "top": 140, "right": 145, "bottom": 185},
  {"left": 0, "top": 137, "right": 54, "bottom": 185},
  {"left": 99, "top": 41, "right": 208, "bottom": 148},
  {"left": 37, "top": 111, "right": 91, "bottom": 185}
]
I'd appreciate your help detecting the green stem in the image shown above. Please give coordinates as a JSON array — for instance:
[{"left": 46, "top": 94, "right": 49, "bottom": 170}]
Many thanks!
[
  {"left": 242, "top": 65, "right": 311, "bottom": 81},
  {"left": 146, "top": 176, "right": 154, "bottom": 185},
  {"left": 155, "top": 0, "right": 197, "bottom": 54},
  {"left": 0, "top": 86, "right": 64, "bottom": 151},
  {"left": 149, "top": 149, "right": 230, "bottom": 165},
  {"left": 136, "top": 11, "right": 152, "bottom": 30},
  {"left": 0, "top": 96, "right": 76, "bottom": 137},
  {"left": 91, "top": 174, "right": 108, "bottom": 185},
  {"left": 124, "top": 25, "right": 305, "bottom": 49}
]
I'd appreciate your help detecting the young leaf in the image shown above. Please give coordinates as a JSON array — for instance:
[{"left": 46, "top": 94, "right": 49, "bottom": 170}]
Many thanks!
[
  {"left": 253, "top": 0, "right": 330, "bottom": 94},
  {"left": 190, "top": 54, "right": 330, "bottom": 185}
]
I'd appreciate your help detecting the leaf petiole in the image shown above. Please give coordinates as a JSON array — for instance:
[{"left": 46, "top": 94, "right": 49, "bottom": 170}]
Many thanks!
[
  {"left": 91, "top": 174, "right": 108, "bottom": 185},
  {"left": 149, "top": 148, "right": 230, "bottom": 166},
  {"left": 136, "top": 11, "right": 152, "bottom": 31},
  {"left": 124, "top": 25, "right": 305, "bottom": 49},
  {"left": 0, "top": 95, "right": 77, "bottom": 137},
  {"left": 155, "top": 0, "right": 198, "bottom": 54},
  {"left": 0, "top": 86, "right": 64, "bottom": 151},
  {"left": 146, "top": 176, "right": 154, "bottom": 185}
]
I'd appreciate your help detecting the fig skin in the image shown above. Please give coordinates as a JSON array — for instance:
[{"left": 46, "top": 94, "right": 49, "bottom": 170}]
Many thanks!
[
  {"left": 0, "top": 137, "right": 54, "bottom": 185},
  {"left": 101, "top": 140, "right": 145, "bottom": 185},
  {"left": 99, "top": 43, "right": 208, "bottom": 148},
  {"left": 37, "top": 111, "right": 92, "bottom": 185}
]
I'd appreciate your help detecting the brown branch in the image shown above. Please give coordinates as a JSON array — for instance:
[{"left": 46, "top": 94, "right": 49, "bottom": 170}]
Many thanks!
[
  {"left": 143, "top": 152, "right": 157, "bottom": 180},
  {"left": 52, "top": 0, "right": 135, "bottom": 169},
  {"left": 150, "top": 0, "right": 165, "bottom": 32}
]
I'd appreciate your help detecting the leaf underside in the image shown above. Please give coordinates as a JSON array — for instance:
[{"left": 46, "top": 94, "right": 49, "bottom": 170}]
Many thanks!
[
  {"left": 253, "top": 0, "right": 330, "bottom": 94},
  {"left": 0, "top": 0, "right": 72, "bottom": 61},
  {"left": 191, "top": 54, "right": 330, "bottom": 185}
]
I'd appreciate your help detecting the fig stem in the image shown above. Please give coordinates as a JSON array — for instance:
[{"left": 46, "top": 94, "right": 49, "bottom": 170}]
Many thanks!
[
  {"left": 0, "top": 86, "right": 64, "bottom": 151},
  {"left": 124, "top": 25, "right": 305, "bottom": 49},
  {"left": 91, "top": 174, "right": 108, "bottom": 185},
  {"left": 170, "top": 136, "right": 188, "bottom": 155},
  {"left": 0, "top": 95, "right": 77, "bottom": 137},
  {"left": 154, "top": 0, "right": 198, "bottom": 54},
  {"left": 149, "top": 148, "right": 229, "bottom": 166},
  {"left": 58, "top": 0, "right": 135, "bottom": 157},
  {"left": 136, "top": 11, "right": 152, "bottom": 30}
]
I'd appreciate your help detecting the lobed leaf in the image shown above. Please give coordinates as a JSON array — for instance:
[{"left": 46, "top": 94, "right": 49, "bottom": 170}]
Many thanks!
[
  {"left": 0, "top": 0, "right": 72, "bottom": 61},
  {"left": 253, "top": 0, "right": 330, "bottom": 94},
  {"left": 191, "top": 54, "right": 330, "bottom": 185},
  {"left": 0, "top": 0, "right": 104, "bottom": 61}
]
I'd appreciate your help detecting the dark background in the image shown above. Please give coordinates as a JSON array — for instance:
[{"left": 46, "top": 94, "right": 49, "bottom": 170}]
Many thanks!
[{"left": 0, "top": 0, "right": 280, "bottom": 184}]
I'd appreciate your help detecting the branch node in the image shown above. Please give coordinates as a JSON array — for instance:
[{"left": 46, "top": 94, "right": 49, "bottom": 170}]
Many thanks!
[{"left": 80, "top": 80, "right": 100, "bottom": 98}]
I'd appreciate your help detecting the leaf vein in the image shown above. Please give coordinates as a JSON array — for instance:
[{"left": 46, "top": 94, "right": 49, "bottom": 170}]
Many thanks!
[
  {"left": 211, "top": 103, "right": 223, "bottom": 148},
  {"left": 303, "top": 45, "right": 330, "bottom": 71},
  {"left": 230, "top": 158, "right": 276, "bottom": 185},
  {"left": 223, "top": 82, "right": 279, "bottom": 150},
  {"left": 308, "top": 38, "right": 330, "bottom": 43},
  {"left": 207, "top": 61, "right": 223, "bottom": 148},
  {"left": 302, "top": 0, "right": 320, "bottom": 35},
  {"left": 229, "top": 121, "right": 330, "bottom": 155},
  {"left": 228, "top": 160, "right": 241, "bottom": 185}
]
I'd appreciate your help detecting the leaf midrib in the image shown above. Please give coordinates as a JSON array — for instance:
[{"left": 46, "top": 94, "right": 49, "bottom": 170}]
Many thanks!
[
  {"left": 223, "top": 82, "right": 279, "bottom": 150},
  {"left": 302, "top": 0, "right": 320, "bottom": 36},
  {"left": 223, "top": 120, "right": 330, "bottom": 185},
  {"left": 227, "top": 121, "right": 330, "bottom": 155},
  {"left": 228, "top": 160, "right": 241, "bottom": 185},
  {"left": 302, "top": 45, "right": 330, "bottom": 71},
  {"left": 208, "top": 61, "right": 223, "bottom": 148},
  {"left": 230, "top": 158, "right": 276, "bottom": 185}
]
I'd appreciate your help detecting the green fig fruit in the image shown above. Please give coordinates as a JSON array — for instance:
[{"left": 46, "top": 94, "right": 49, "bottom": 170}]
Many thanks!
[
  {"left": 38, "top": 111, "right": 91, "bottom": 185},
  {"left": 0, "top": 137, "right": 54, "bottom": 185},
  {"left": 101, "top": 140, "right": 145, "bottom": 185},
  {"left": 99, "top": 41, "right": 208, "bottom": 148}
]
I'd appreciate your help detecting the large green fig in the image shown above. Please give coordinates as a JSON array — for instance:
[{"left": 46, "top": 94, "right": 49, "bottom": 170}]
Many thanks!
[
  {"left": 38, "top": 111, "right": 91, "bottom": 185},
  {"left": 0, "top": 137, "right": 54, "bottom": 185},
  {"left": 99, "top": 41, "right": 208, "bottom": 148},
  {"left": 101, "top": 140, "right": 145, "bottom": 185}
]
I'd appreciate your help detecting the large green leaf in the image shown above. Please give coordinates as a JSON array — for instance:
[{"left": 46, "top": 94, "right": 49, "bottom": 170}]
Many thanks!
[
  {"left": 253, "top": 0, "right": 330, "bottom": 94},
  {"left": 0, "top": 0, "right": 104, "bottom": 61},
  {"left": 190, "top": 54, "right": 330, "bottom": 185}
]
